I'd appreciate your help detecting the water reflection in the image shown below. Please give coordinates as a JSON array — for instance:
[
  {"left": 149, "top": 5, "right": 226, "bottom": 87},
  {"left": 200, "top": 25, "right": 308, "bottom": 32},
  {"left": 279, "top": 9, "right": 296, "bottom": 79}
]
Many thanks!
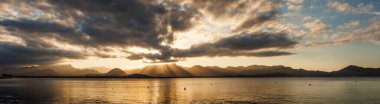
[
  {"left": 1, "top": 78, "right": 380, "bottom": 103},
  {"left": 55, "top": 79, "right": 188, "bottom": 103}
]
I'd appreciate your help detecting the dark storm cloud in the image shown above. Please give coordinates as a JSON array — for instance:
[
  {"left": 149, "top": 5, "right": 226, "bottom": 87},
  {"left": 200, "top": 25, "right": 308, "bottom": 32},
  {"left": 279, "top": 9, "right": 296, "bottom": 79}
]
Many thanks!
[
  {"left": 0, "top": 0, "right": 201, "bottom": 67},
  {"left": 0, "top": 0, "right": 297, "bottom": 66},
  {"left": 0, "top": 19, "right": 72, "bottom": 33},
  {"left": 127, "top": 32, "right": 297, "bottom": 62},
  {"left": 0, "top": 0, "right": 200, "bottom": 49},
  {"left": 46, "top": 0, "right": 200, "bottom": 48},
  {"left": 233, "top": 10, "right": 279, "bottom": 32},
  {"left": 191, "top": 0, "right": 239, "bottom": 17},
  {"left": 0, "top": 19, "right": 84, "bottom": 48},
  {"left": 213, "top": 32, "right": 297, "bottom": 50},
  {"left": 47, "top": 0, "right": 166, "bottom": 48},
  {"left": 0, "top": 42, "right": 84, "bottom": 68}
]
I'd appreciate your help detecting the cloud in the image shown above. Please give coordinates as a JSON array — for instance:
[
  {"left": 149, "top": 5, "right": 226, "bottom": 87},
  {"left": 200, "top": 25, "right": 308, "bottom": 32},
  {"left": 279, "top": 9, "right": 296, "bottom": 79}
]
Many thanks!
[
  {"left": 48, "top": 0, "right": 201, "bottom": 48},
  {"left": 327, "top": 1, "right": 373, "bottom": 14},
  {"left": 233, "top": 1, "right": 281, "bottom": 32},
  {"left": 355, "top": 3, "right": 374, "bottom": 13},
  {"left": 233, "top": 10, "right": 279, "bottom": 32},
  {"left": 127, "top": 32, "right": 297, "bottom": 62},
  {"left": 287, "top": 4, "right": 302, "bottom": 11},
  {"left": 0, "top": 0, "right": 299, "bottom": 66},
  {"left": 373, "top": 12, "right": 380, "bottom": 16},
  {"left": 188, "top": 0, "right": 282, "bottom": 32},
  {"left": 288, "top": 0, "right": 304, "bottom": 4},
  {"left": 287, "top": 0, "right": 304, "bottom": 11},
  {"left": 338, "top": 20, "right": 360, "bottom": 29},
  {"left": 0, "top": 0, "right": 203, "bottom": 67},
  {"left": 210, "top": 32, "right": 297, "bottom": 50},
  {"left": 350, "top": 21, "right": 380, "bottom": 44},
  {"left": 310, "top": 20, "right": 380, "bottom": 47},
  {"left": 327, "top": 1, "right": 350, "bottom": 12},
  {"left": 304, "top": 19, "right": 330, "bottom": 37},
  {"left": 0, "top": 42, "right": 84, "bottom": 68},
  {"left": 0, "top": 0, "right": 201, "bottom": 49},
  {"left": 304, "top": 38, "right": 352, "bottom": 47}
]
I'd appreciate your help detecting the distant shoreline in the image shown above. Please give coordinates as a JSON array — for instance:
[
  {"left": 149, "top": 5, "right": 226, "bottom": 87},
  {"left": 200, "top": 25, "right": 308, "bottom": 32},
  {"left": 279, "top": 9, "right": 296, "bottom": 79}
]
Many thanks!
[
  {"left": 3, "top": 76, "right": 380, "bottom": 79},
  {"left": 3, "top": 65, "right": 380, "bottom": 79}
]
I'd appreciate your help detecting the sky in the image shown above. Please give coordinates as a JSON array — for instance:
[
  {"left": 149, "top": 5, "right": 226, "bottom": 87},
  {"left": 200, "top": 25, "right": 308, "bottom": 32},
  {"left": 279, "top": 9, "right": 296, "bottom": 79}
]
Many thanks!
[{"left": 0, "top": 0, "right": 379, "bottom": 71}]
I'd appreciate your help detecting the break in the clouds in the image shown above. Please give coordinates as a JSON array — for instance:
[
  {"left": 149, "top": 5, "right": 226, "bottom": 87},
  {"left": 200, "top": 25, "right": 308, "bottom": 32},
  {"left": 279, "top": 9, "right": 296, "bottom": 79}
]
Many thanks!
[
  {"left": 127, "top": 32, "right": 297, "bottom": 62},
  {"left": 0, "top": 0, "right": 379, "bottom": 68}
]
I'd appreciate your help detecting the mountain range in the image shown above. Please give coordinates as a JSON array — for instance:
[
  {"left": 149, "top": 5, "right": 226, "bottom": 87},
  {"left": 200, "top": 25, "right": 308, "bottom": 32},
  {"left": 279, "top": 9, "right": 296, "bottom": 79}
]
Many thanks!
[
  {"left": 1, "top": 64, "right": 380, "bottom": 78},
  {"left": 1, "top": 65, "right": 100, "bottom": 77}
]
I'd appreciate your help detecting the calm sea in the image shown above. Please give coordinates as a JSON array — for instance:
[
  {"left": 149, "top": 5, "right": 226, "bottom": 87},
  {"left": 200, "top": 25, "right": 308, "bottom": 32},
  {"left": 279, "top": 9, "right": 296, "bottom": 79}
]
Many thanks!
[{"left": 0, "top": 78, "right": 379, "bottom": 104}]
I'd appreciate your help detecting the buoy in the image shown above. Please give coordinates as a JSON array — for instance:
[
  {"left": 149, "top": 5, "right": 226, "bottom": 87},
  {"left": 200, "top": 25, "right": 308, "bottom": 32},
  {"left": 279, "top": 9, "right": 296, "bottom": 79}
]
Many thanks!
[{"left": 309, "top": 83, "right": 311, "bottom": 86}]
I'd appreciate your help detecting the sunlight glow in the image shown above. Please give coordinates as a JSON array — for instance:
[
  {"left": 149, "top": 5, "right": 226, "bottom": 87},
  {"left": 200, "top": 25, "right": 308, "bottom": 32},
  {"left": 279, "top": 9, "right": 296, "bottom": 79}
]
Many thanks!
[{"left": 127, "top": 47, "right": 160, "bottom": 54}]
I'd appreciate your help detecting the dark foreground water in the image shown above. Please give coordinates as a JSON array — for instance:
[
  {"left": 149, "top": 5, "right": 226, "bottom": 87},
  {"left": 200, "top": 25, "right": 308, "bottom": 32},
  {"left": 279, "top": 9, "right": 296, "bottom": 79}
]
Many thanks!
[{"left": 0, "top": 78, "right": 379, "bottom": 104}]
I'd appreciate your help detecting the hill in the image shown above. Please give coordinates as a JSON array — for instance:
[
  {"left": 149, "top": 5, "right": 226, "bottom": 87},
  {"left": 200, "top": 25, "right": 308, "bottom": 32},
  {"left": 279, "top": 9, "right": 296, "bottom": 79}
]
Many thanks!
[
  {"left": 86, "top": 67, "right": 111, "bottom": 73},
  {"left": 125, "top": 73, "right": 151, "bottom": 78},
  {"left": 105, "top": 68, "right": 127, "bottom": 76},
  {"left": 2, "top": 65, "right": 100, "bottom": 76},
  {"left": 126, "top": 65, "right": 380, "bottom": 77},
  {"left": 15, "top": 69, "right": 59, "bottom": 76},
  {"left": 2, "top": 64, "right": 380, "bottom": 78},
  {"left": 225, "top": 65, "right": 329, "bottom": 77},
  {"left": 330, "top": 65, "right": 380, "bottom": 77},
  {"left": 123, "top": 64, "right": 330, "bottom": 77},
  {"left": 186, "top": 65, "right": 227, "bottom": 77}
]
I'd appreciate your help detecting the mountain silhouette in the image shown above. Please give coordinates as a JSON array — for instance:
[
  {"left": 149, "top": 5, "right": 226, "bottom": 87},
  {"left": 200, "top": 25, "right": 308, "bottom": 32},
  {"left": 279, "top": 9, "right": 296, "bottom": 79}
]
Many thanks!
[
  {"left": 3, "top": 64, "right": 380, "bottom": 77},
  {"left": 330, "top": 65, "right": 380, "bottom": 77},
  {"left": 48, "top": 65, "right": 100, "bottom": 76},
  {"left": 105, "top": 68, "right": 127, "bottom": 76},
  {"left": 87, "top": 67, "right": 111, "bottom": 73},
  {"left": 2, "top": 66, "right": 40, "bottom": 75},
  {"left": 224, "top": 65, "right": 328, "bottom": 77},
  {"left": 186, "top": 65, "right": 228, "bottom": 77},
  {"left": 2, "top": 64, "right": 100, "bottom": 76},
  {"left": 2, "top": 66, "right": 58, "bottom": 76},
  {"left": 15, "top": 69, "right": 59, "bottom": 76},
  {"left": 125, "top": 73, "right": 151, "bottom": 78},
  {"left": 125, "top": 64, "right": 328, "bottom": 77}
]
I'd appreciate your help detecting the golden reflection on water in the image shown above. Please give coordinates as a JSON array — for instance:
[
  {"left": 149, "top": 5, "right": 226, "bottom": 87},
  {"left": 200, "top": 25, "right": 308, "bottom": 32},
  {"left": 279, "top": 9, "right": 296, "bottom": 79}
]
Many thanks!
[
  {"left": 2, "top": 78, "right": 380, "bottom": 103},
  {"left": 54, "top": 79, "right": 192, "bottom": 103},
  {"left": 50, "top": 78, "right": 297, "bottom": 103}
]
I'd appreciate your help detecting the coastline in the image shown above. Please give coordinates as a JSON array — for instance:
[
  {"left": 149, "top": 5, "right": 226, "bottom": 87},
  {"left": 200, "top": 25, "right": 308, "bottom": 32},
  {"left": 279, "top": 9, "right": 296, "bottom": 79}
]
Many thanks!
[{"left": 2, "top": 76, "right": 379, "bottom": 79}]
